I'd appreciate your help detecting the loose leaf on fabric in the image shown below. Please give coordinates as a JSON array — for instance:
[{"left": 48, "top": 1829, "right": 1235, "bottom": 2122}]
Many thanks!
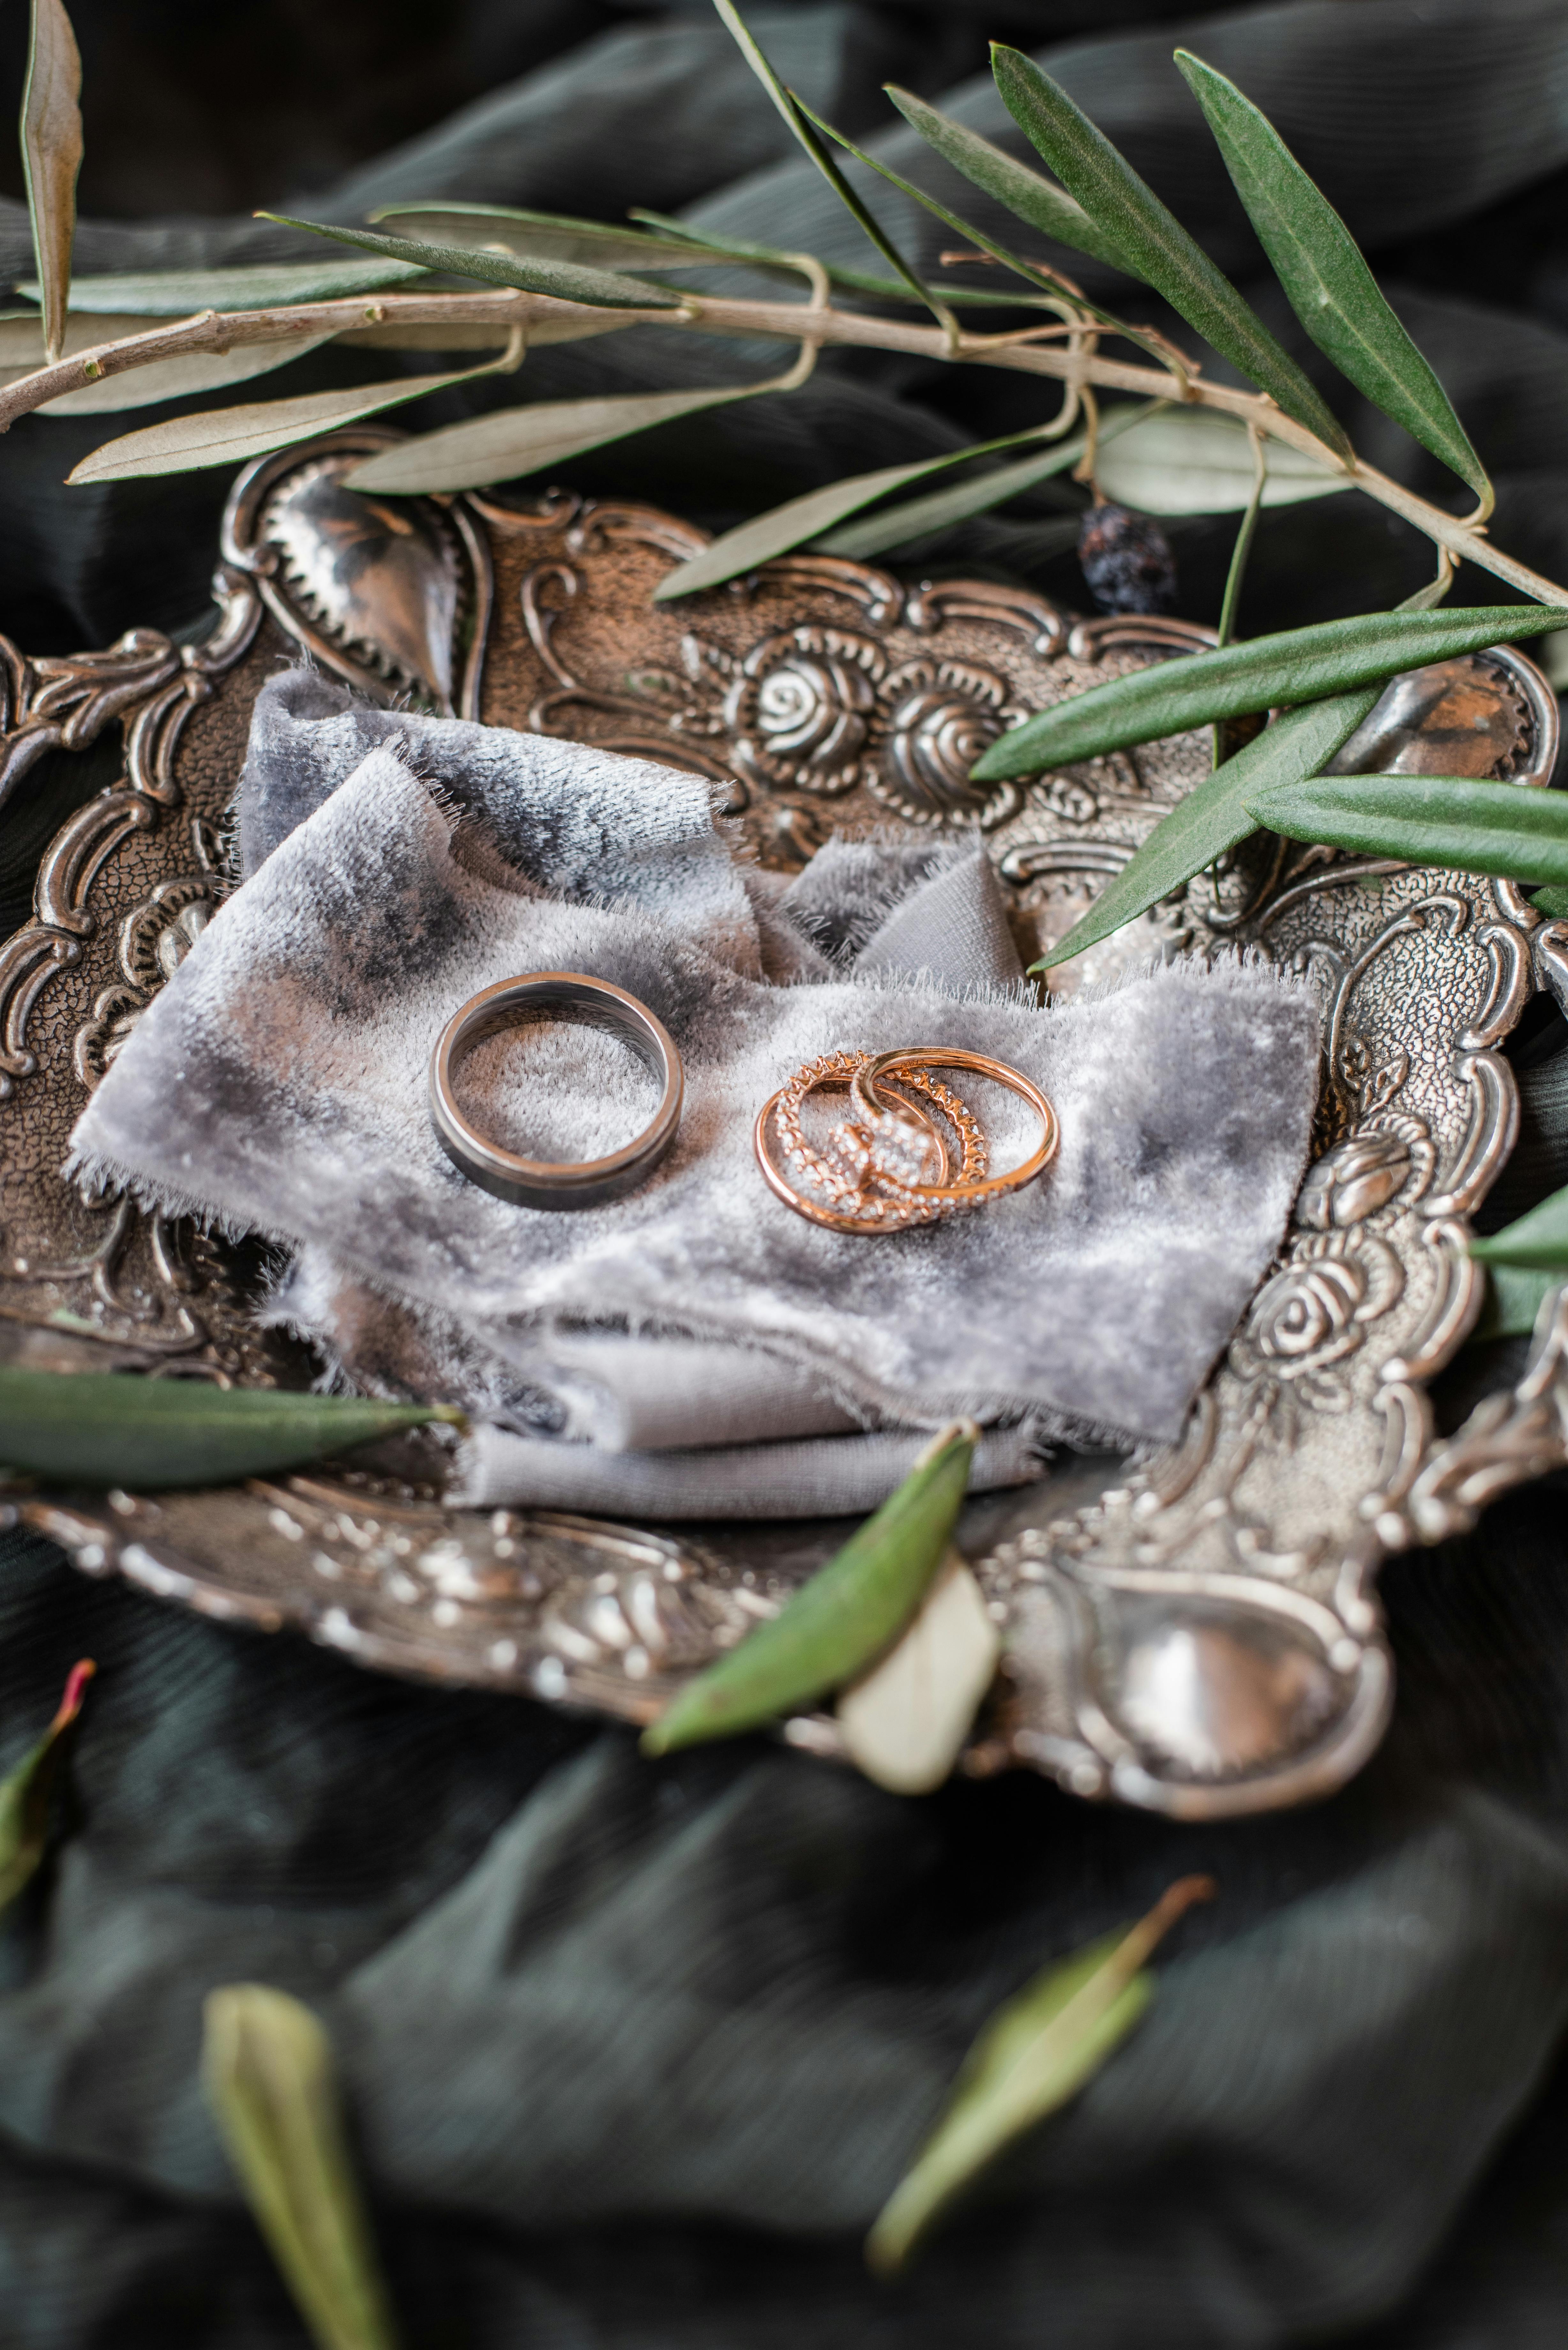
[
  {"left": 255, "top": 214, "right": 684, "bottom": 312},
  {"left": 49, "top": 258, "right": 431, "bottom": 314},
  {"left": 203, "top": 1987, "right": 401, "bottom": 2350},
  {"left": 641, "top": 1423, "right": 977, "bottom": 1754},
  {"left": 972, "top": 605, "right": 1567, "bottom": 782},
  {"left": 883, "top": 84, "right": 1135, "bottom": 275},
  {"left": 1469, "top": 1185, "right": 1568, "bottom": 1272},
  {"left": 653, "top": 422, "right": 1074, "bottom": 600},
  {"left": 1094, "top": 405, "right": 1348, "bottom": 515},
  {"left": 0, "top": 1659, "right": 94, "bottom": 1917},
  {"left": 0, "top": 1366, "right": 461, "bottom": 1487},
  {"left": 20, "top": 0, "right": 83, "bottom": 364},
  {"left": 990, "top": 45, "right": 1352, "bottom": 461},
  {"left": 36, "top": 331, "right": 343, "bottom": 415},
  {"left": 836, "top": 1549, "right": 1000, "bottom": 1794},
  {"left": 1033, "top": 684, "right": 1382, "bottom": 969},
  {"left": 866, "top": 1874, "right": 1216, "bottom": 2274},
  {"left": 1174, "top": 52, "right": 1490, "bottom": 506},
  {"left": 1245, "top": 772, "right": 1568, "bottom": 885},
  {"left": 819, "top": 402, "right": 1154, "bottom": 559},
  {"left": 65, "top": 358, "right": 506, "bottom": 483}
]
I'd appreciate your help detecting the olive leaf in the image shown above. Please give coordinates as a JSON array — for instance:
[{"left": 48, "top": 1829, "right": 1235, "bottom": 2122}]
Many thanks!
[
  {"left": 971, "top": 604, "right": 1567, "bottom": 782},
  {"left": 1470, "top": 1185, "right": 1568, "bottom": 1273},
  {"left": 713, "top": 0, "right": 952, "bottom": 333},
  {"left": 204, "top": 1986, "right": 400, "bottom": 2350},
  {"left": 0, "top": 1366, "right": 461, "bottom": 1487},
  {"left": 628, "top": 207, "right": 1056, "bottom": 310},
  {"left": 1472, "top": 1262, "right": 1559, "bottom": 1339},
  {"left": 49, "top": 257, "right": 431, "bottom": 314},
  {"left": 1093, "top": 404, "right": 1348, "bottom": 515},
  {"left": 256, "top": 213, "right": 683, "bottom": 312},
  {"left": 1033, "top": 683, "right": 1383, "bottom": 970},
  {"left": 20, "top": 0, "right": 83, "bottom": 363},
  {"left": 835, "top": 1549, "right": 1000, "bottom": 1795},
  {"left": 866, "top": 1874, "right": 1216, "bottom": 2274},
  {"left": 0, "top": 1658, "right": 94, "bottom": 1917},
  {"left": 1175, "top": 51, "right": 1489, "bottom": 505},
  {"left": 1243, "top": 770, "right": 1568, "bottom": 885},
  {"left": 883, "top": 84, "right": 1134, "bottom": 276},
  {"left": 66, "top": 355, "right": 508, "bottom": 483},
  {"left": 990, "top": 45, "right": 1352, "bottom": 462},
  {"left": 641, "top": 1422, "right": 977, "bottom": 1754},
  {"left": 369, "top": 201, "right": 715, "bottom": 272},
  {"left": 38, "top": 331, "right": 343, "bottom": 415}
]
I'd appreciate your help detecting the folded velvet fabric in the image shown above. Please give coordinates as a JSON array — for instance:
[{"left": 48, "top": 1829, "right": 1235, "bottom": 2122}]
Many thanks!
[{"left": 68, "top": 669, "right": 1322, "bottom": 1514}]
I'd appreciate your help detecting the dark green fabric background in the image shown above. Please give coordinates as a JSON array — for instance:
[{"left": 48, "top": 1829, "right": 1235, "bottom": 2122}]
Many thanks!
[{"left": 5, "top": 3, "right": 1568, "bottom": 2341}]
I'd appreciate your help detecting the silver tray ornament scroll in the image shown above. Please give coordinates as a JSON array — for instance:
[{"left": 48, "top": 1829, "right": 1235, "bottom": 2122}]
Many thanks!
[{"left": 3, "top": 427, "right": 1566, "bottom": 1820}]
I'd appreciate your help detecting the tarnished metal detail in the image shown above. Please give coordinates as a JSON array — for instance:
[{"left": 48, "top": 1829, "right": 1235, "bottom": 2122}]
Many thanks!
[{"left": 5, "top": 429, "right": 1568, "bottom": 1816}]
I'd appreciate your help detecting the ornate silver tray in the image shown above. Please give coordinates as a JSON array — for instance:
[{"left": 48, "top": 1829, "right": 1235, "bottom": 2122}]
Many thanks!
[{"left": 4, "top": 426, "right": 1567, "bottom": 1820}]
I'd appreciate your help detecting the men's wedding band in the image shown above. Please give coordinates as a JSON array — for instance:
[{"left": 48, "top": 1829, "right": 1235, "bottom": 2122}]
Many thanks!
[{"left": 428, "top": 972, "right": 683, "bottom": 1210}]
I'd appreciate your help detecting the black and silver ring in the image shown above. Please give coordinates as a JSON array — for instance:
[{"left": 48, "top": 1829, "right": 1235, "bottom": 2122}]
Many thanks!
[{"left": 428, "top": 972, "right": 683, "bottom": 1210}]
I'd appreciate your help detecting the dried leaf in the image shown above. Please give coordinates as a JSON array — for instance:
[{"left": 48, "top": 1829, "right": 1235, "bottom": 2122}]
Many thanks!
[
  {"left": 990, "top": 45, "right": 1352, "bottom": 460},
  {"left": 1244, "top": 770, "right": 1568, "bottom": 885},
  {"left": 884, "top": 84, "right": 1134, "bottom": 275},
  {"left": 203, "top": 1986, "right": 400, "bottom": 2350},
  {"left": 258, "top": 212, "right": 682, "bottom": 312},
  {"left": 66, "top": 363, "right": 496, "bottom": 484},
  {"left": 1176, "top": 51, "right": 1489, "bottom": 504},
  {"left": 866, "top": 1875, "right": 1215, "bottom": 2273},
  {"left": 642, "top": 1423, "right": 977, "bottom": 1755},
  {"left": 1094, "top": 404, "right": 1348, "bottom": 515},
  {"left": 836, "top": 1549, "right": 1000, "bottom": 1794},
  {"left": 48, "top": 258, "right": 431, "bottom": 315},
  {"left": 20, "top": 0, "right": 83, "bottom": 363},
  {"left": 36, "top": 331, "right": 342, "bottom": 415},
  {"left": 0, "top": 1365, "right": 461, "bottom": 1487},
  {"left": 973, "top": 604, "right": 1567, "bottom": 782},
  {"left": 0, "top": 1658, "right": 94, "bottom": 1915}
]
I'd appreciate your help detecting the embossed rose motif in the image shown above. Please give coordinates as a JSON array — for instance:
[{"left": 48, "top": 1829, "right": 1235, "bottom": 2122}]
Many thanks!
[
  {"left": 874, "top": 659, "right": 1025, "bottom": 828},
  {"left": 1294, "top": 1114, "right": 1435, "bottom": 1232},
  {"left": 723, "top": 626, "right": 881, "bottom": 795},
  {"left": 1231, "top": 1230, "right": 1404, "bottom": 1409}
]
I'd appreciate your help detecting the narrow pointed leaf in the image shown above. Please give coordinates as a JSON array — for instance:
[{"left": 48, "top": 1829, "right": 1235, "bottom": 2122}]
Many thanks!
[
  {"left": 37, "top": 330, "right": 342, "bottom": 414},
  {"left": 256, "top": 213, "right": 682, "bottom": 312},
  {"left": 66, "top": 363, "right": 496, "bottom": 483},
  {"left": 973, "top": 605, "right": 1567, "bottom": 782},
  {"left": 1175, "top": 52, "right": 1488, "bottom": 503},
  {"left": 20, "top": 0, "right": 83, "bottom": 363},
  {"left": 1245, "top": 770, "right": 1568, "bottom": 884},
  {"left": 866, "top": 1875, "right": 1215, "bottom": 2272},
  {"left": 0, "top": 1659, "right": 94, "bottom": 1915},
  {"left": 1034, "top": 685, "right": 1382, "bottom": 969},
  {"left": 0, "top": 1366, "right": 461, "bottom": 1487},
  {"left": 642, "top": 1423, "right": 976, "bottom": 1753},
  {"left": 628, "top": 208, "right": 1061, "bottom": 309},
  {"left": 836, "top": 1549, "right": 1000, "bottom": 1794},
  {"left": 820, "top": 402, "right": 1152, "bottom": 559},
  {"left": 1470, "top": 1185, "right": 1568, "bottom": 1271},
  {"left": 369, "top": 202, "right": 717, "bottom": 271},
  {"left": 655, "top": 423, "right": 1063, "bottom": 601},
  {"left": 204, "top": 1986, "right": 400, "bottom": 2350},
  {"left": 884, "top": 85, "right": 1134, "bottom": 275},
  {"left": 990, "top": 45, "right": 1352, "bottom": 461},
  {"left": 345, "top": 380, "right": 776, "bottom": 495},
  {"left": 49, "top": 258, "right": 431, "bottom": 314},
  {"left": 1472, "top": 1262, "right": 1559, "bottom": 1337},
  {"left": 1094, "top": 404, "right": 1348, "bottom": 514}
]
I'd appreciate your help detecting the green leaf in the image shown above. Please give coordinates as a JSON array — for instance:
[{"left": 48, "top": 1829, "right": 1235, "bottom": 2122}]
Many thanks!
[
  {"left": 1244, "top": 771, "right": 1568, "bottom": 886},
  {"left": 1033, "top": 684, "right": 1382, "bottom": 969},
  {"left": 972, "top": 605, "right": 1568, "bottom": 783},
  {"left": 0, "top": 1366, "right": 461, "bottom": 1487},
  {"left": 203, "top": 1986, "right": 400, "bottom": 2350},
  {"left": 990, "top": 44, "right": 1353, "bottom": 462},
  {"left": 641, "top": 1422, "right": 976, "bottom": 1754},
  {"left": 47, "top": 258, "right": 431, "bottom": 314},
  {"left": 1094, "top": 403, "right": 1349, "bottom": 515},
  {"left": 1472, "top": 1262, "right": 1559, "bottom": 1339},
  {"left": 368, "top": 202, "right": 716, "bottom": 272},
  {"left": 883, "top": 84, "right": 1135, "bottom": 276},
  {"left": 1534, "top": 883, "right": 1568, "bottom": 919},
  {"left": 1174, "top": 51, "right": 1489, "bottom": 505},
  {"left": 712, "top": 0, "right": 951, "bottom": 332},
  {"left": 1470, "top": 1183, "right": 1568, "bottom": 1272},
  {"left": 65, "top": 361, "right": 500, "bottom": 483},
  {"left": 36, "top": 331, "right": 343, "bottom": 415},
  {"left": 654, "top": 421, "right": 1072, "bottom": 602},
  {"left": 20, "top": 0, "right": 83, "bottom": 362},
  {"left": 0, "top": 1658, "right": 93, "bottom": 1916},
  {"left": 866, "top": 1875, "right": 1214, "bottom": 2273},
  {"left": 627, "top": 208, "right": 1063, "bottom": 310},
  {"left": 255, "top": 213, "right": 683, "bottom": 312}
]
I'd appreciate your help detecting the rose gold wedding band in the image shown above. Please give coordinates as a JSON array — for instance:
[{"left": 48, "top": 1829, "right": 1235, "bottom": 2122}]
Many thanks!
[
  {"left": 852, "top": 1047, "right": 1058, "bottom": 1206},
  {"left": 753, "top": 1080, "right": 958, "bottom": 1235}
]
